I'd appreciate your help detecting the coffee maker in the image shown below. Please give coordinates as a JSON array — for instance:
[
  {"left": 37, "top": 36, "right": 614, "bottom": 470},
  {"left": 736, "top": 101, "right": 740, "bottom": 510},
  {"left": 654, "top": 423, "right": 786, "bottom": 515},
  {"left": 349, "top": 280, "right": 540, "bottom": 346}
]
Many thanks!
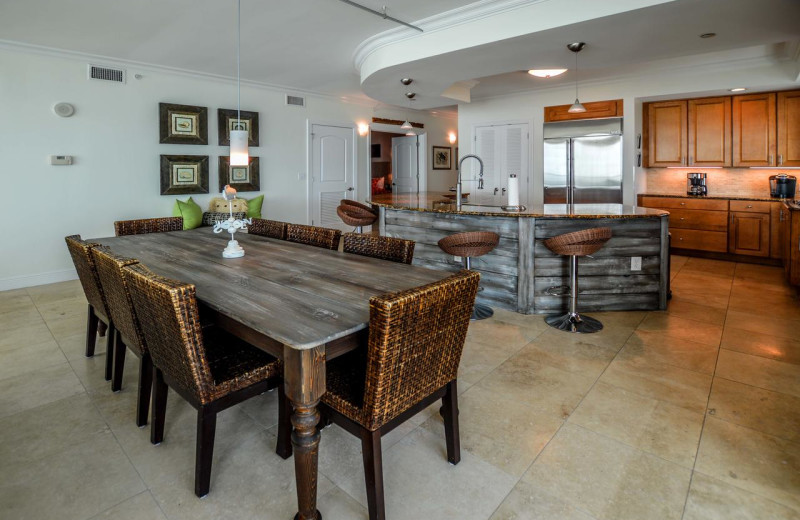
[
  {"left": 769, "top": 174, "right": 796, "bottom": 199},
  {"left": 687, "top": 172, "right": 707, "bottom": 196}
]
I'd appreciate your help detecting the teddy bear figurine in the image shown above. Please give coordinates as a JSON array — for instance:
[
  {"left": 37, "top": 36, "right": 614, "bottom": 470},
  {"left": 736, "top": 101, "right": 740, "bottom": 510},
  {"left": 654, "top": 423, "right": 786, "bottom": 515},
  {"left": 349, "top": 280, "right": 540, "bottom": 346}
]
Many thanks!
[{"left": 208, "top": 196, "right": 248, "bottom": 214}]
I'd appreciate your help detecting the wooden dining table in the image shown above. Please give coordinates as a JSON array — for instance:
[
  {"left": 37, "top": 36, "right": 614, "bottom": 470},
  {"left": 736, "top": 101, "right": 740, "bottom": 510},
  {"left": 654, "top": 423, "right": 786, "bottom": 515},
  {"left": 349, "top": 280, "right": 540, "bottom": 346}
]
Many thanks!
[{"left": 96, "top": 227, "right": 452, "bottom": 520}]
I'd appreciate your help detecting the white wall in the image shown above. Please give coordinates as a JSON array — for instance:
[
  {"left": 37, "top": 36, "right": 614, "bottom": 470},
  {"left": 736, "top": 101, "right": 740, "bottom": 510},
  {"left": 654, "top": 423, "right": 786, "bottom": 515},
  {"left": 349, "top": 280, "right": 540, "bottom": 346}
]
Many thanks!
[
  {"left": 458, "top": 50, "right": 799, "bottom": 208},
  {"left": 0, "top": 45, "right": 455, "bottom": 289}
]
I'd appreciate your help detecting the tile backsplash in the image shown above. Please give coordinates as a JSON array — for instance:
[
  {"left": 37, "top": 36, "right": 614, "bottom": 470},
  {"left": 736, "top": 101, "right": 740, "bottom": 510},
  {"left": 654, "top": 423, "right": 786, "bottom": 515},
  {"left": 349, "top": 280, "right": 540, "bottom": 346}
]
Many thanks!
[{"left": 644, "top": 168, "right": 796, "bottom": 198}]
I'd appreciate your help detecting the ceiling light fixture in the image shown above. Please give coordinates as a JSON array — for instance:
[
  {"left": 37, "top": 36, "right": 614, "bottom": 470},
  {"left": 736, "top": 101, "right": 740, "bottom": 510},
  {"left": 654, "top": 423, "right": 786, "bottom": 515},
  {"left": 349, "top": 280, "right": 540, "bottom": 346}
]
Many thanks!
[
  {"left": 400, "top": 84, "right": 414, "bottom": 130},
  {"left": 567, "top": 42, "right": 586, "bottom": 114},
  {"left": 528, "top": 68, "right": 568, "bottom": 78},
  {"left": 229, "top": 0, "right": 248, "bottom": 166},
  {"left": 729, "top": 87, "right": 747, "bottom": 92}
]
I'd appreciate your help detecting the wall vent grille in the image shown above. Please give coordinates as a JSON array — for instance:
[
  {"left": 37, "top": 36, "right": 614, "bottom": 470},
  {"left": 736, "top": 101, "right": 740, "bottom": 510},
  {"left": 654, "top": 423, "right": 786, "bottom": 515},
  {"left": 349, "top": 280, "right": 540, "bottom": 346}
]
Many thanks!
[
  {"left": 87, "top": 64, "right": 126, "bottom": 84},
  {"left": 286, "top": 95, "right": 305, "bottom": 107}
]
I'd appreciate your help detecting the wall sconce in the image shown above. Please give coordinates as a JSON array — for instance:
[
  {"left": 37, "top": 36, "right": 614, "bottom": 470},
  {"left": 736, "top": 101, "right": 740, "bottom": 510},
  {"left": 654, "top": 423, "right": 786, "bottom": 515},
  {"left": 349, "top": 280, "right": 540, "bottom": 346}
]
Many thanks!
[
  {"left": 357, "top": 123, "right": 370, "bottom": 136},
  {"left": 448, "top": 132, "right": 457, "bottom": 144}
]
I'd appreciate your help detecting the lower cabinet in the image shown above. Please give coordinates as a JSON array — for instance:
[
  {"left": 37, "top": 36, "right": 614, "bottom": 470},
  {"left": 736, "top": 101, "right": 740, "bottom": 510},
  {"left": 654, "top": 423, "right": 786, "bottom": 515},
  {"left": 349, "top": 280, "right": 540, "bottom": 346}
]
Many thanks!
[{"left": 729, "top": 212, "right": 770, "bottom": 257}]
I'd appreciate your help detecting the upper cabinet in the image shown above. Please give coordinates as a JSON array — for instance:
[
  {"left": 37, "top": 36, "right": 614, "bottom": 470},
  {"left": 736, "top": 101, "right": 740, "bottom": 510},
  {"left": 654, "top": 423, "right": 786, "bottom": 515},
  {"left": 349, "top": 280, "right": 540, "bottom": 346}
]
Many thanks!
[
  {"left": 644, "top": 100, "right": 687, "bottom": 167},
  {"left": 688, "top": 97, "right": 731, "bottom": 167},
  {"left": 778, "top": 90, "right": 800, "bottom": 167},
  {"left": 733, "top": 93, "right": 776, "bottom": 167}
]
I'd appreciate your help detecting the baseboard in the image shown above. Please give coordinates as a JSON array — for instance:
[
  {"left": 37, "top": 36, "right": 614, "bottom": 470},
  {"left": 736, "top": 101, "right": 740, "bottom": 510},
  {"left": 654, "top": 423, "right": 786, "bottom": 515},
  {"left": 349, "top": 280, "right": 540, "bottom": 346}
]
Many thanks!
[{"left": 0, "top": 269, "right": 78, "bottom": 292}]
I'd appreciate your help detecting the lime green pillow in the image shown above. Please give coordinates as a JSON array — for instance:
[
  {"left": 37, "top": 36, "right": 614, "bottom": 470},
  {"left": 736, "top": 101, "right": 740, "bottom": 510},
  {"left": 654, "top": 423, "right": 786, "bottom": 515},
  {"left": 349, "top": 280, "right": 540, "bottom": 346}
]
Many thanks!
[
  {"left": 172, "top": 197, "right": 203, "bottom": 230},
  {"left": 245, "top": 195, "right": 264, "bottom": 219}
]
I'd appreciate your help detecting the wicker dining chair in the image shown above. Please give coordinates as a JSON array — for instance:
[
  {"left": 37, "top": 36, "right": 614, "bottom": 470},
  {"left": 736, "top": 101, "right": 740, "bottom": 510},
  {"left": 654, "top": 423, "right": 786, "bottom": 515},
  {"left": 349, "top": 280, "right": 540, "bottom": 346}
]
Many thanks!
[
  {"left": 91, "top": 247, "right": 152, "bottom": 426},
  {"left": 64, "top": 235, "right": 115, "bottom": 381},
  {"left": 319, "top": 270, "right": 480, "bottom": 520},
  {"left": 286, "top": 223, "right": 342, "bottom": 250},
  {"left": 122, "top": 263, "right": 291, "bottom": 498},
  {"left": 113, "top": 216, "right": 183, "bottom": 236},
  {"left": 342, "top": 233, "right": 415, "bottom": 264},
  {"left": 248, "top": 218, "right": 288, "bottom": 240}
]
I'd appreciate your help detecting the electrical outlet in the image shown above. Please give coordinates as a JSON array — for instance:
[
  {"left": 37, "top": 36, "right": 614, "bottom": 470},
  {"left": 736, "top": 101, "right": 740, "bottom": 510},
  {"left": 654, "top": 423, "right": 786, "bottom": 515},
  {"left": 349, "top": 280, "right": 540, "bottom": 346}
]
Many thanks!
[{"left": 631, "top": 256, "right": 642, "bottom": 271}]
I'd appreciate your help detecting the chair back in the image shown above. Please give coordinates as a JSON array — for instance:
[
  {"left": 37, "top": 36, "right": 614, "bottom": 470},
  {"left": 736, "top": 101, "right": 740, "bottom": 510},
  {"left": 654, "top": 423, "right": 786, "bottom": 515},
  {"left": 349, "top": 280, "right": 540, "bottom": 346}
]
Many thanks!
[
  {"left": 91, "top": 247, "right": 145, "bottom": 355},
  {"left": 340, "top": 199, "right": 377, "bottom": 215},
  {"left": 64, "top": 235, "right": 109, "bottom": 319},
  {"left": 114, "top": 217, "right": 183, "bottom": 236},
  {"left": 249, "top": 218, "right": 288, "bottom": 240},
  {"left": 123, "top": 263, "right": 215, "bottom": 404},
  {"left": 286, "top": 223, "right": 341, "bottom": 250},
  {"left": 342, "top": 233, "right": 415, "bottom": 264},
  {"left": 361, "top": 270, "right": 480, "bottom": 430}
]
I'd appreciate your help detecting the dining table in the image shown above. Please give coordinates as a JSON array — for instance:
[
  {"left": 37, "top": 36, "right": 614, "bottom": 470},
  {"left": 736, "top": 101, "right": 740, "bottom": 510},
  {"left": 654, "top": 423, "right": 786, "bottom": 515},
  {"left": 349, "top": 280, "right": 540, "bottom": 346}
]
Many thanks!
[{"left": 96, "top": 227, "right": 452, "bottom": 520}]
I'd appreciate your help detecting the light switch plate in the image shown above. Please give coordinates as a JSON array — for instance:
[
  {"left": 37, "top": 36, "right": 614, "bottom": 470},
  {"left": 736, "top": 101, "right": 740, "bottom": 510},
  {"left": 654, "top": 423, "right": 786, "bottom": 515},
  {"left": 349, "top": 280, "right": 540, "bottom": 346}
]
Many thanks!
[
  {"left": 631, "top": 256, "right": 642, "bottom": 271},
  {"left": 50, "top": 155, "right": 73, "bottom": 165}
]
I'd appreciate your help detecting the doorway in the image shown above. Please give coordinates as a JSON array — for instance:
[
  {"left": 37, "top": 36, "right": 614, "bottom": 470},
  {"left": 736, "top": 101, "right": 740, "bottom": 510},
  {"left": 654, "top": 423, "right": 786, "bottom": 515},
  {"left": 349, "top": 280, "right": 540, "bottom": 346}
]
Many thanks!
[
  {"left": 308, "top": 122, "right": 356, "bottom": 229},
  {"left": 369, "top": 127, "right": 427, "bottom": 197}
]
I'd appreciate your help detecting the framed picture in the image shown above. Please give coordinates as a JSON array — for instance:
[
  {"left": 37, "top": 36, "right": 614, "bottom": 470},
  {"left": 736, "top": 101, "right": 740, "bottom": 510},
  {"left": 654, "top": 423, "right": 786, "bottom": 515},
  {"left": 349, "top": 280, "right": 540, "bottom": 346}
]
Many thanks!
[
  {"left": 432, "top": 146, "right": 452, "bottom": 170},
  {"left": 455, "top": 146, "right": 459, "bottom": 165},
  {"left": 371, "top": 143, "right": 381, "bottom": 158},
  {"left": 218, "top": 156, "right": 260, "bottom": 192},
  {"left": 160, "top": 155, "right": 209, "bottom": 195},
  {"left": 217, "top": 109, "right": 260, "bottom": 146},
  {"left": 159, "top": 103, "right": 208, "bottom": 145}
]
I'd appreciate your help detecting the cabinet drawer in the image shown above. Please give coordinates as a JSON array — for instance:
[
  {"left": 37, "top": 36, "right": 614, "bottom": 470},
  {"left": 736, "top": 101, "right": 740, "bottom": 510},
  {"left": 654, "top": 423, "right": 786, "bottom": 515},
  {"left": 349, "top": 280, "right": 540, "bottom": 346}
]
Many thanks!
[
  {"left": 671, "top": 229, "right": 728, "bottom": 252},
  {"left": 668, "top": 209, "right": 729, "bottom": 232},
  {"left": 641, "top": 196, "right": 728, "bottom": 211},
  {"left": 730, "top": 200, "right": 771, "bottom": 213}
]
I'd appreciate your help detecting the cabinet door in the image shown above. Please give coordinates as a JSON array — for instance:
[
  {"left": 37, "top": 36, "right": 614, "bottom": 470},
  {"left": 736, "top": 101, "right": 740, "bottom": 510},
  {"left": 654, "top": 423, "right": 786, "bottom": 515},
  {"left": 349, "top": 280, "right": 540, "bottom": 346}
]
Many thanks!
[
  {"left": 777, "top": 90, "right": 800, "bottom": 167},
  {"left": 729, "top": 212, "right": 770, "bottom": 257},
  {"left": 771, "top": 203, "right": 784, "bottom": 260},
  {"left": 688, "top": 97, "right": 731, "bottom": 166},
  {"left": 645, "top": 101, "right": 687, "bottom": 167},
  {"left": 733, "top": 93, "right": 777, "bottom": 167}
]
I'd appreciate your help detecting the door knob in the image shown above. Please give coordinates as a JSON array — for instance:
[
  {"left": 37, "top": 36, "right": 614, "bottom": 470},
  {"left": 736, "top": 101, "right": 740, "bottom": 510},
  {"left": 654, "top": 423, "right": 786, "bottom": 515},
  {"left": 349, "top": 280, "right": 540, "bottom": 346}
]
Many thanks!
[{"left": 347, "top": 187, "right": 354, "bottom": 191}]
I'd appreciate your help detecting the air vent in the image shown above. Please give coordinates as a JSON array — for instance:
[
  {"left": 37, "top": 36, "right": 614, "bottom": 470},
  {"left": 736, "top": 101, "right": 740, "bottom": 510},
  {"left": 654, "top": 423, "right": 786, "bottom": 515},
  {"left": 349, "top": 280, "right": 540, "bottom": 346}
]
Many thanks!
[
  {"left": 286, "top": 95, "right": 305, "bottom": 107},
  {"left": 87, "top": 64, "right": 126, "bottom": 84}
]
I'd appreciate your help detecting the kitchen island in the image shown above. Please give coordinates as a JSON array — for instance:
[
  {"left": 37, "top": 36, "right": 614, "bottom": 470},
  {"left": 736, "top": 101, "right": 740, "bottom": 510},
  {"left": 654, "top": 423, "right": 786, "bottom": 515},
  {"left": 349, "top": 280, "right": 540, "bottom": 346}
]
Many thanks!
[{"left": 370, "top": 192, "right": 670, "bottom": 314}]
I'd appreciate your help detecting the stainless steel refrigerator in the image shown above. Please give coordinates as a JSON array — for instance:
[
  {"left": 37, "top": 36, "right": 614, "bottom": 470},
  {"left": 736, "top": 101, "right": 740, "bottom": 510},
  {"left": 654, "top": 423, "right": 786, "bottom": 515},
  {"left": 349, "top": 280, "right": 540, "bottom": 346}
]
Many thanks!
[{"left": 543, "top": 118, "right": 623, "bottom": 204}]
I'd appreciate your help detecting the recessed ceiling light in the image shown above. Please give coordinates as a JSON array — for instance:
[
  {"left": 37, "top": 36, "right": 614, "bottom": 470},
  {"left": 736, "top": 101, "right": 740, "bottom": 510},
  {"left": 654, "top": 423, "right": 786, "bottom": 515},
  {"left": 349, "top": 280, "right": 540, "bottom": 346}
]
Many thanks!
[
  {"left": 729, "top": 87, "right": 747, "bottom": 92},
  {"left": 528, "top": 68, "right": 568, "bottom": 78},
  {"left": 699, "top": 32, "right": 716, "bottom": 38}
]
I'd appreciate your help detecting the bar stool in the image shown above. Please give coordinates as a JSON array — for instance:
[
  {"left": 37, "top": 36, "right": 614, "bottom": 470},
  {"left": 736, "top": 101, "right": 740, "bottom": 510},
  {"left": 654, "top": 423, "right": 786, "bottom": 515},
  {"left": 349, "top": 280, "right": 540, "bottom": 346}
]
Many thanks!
[
  {"left": 543, "top": 227, "right": 612, "bottom": 333},
  {"left": 438, "top": 231, "right": 500, "bottom": 320},
  {"left": 337, "top": 200, "right": 377, "bottom": 233}
]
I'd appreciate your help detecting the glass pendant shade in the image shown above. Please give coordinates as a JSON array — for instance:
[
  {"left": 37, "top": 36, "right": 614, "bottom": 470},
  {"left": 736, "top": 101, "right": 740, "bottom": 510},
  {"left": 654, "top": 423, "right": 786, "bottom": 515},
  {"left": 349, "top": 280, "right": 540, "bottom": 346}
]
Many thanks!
[
  {"left": 400, "top": 120, "right": 412, "bottom": 130},
  {"left": 229, "top": 129, "right": 249, "bottom": 165},
  {"left": 405, "top": 130, "right": 416, "bottom": 136},
  {"left": 568, "top": 99, "right": 586, "bottom": 113}
]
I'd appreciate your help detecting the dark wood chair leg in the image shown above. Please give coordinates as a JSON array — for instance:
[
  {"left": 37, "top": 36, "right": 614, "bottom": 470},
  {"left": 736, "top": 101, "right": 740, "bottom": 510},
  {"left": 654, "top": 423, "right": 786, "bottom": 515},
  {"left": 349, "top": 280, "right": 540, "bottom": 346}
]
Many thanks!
[
  {"left": 85, "top": 305, "right": 98, "bottom": 357},
  {"left": 136, "top": 354, "right": 153, "bottom": 428},
  {"left": 195, "top": 406, "right": 217, "bottom": 498},
  {"left": 275, "top": 384, "right": 293, "bottom": 459},
  {"left": 97, "top": 320, "right": 107, "bottom": 337},
  {"left": 111, "top": 331, "right": 126, "bottom": 392},
  {"left": 442, "top": 379, "right": 461, "bottom": 465},
  {"left": 103, "top": 323, "right": 115, "bottom": 381},
  {"left": 361, "top": 429, "right": 386, "bottom": 520},
  {"left": 151, "top": 368, "right": 168, "bottom": 445}
]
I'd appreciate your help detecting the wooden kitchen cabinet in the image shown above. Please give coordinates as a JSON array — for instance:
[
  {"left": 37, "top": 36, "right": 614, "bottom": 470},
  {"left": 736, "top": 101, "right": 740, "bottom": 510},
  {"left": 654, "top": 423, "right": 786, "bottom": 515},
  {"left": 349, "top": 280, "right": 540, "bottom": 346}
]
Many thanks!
[
  {"left": 688, "top": 97, "right": 731, "bottom": 167},
  {"left": 783, "top": 205, "right": 800, "bottom": 284},
  {"left": 771, "top": 203, "right": 784, "bottom": 260},
  {"left": 729, "top": 212, "right": 770, "bottom": 257},
  {"left": 545, "top": 99, "right": 623, "bottom": 122},
  {"left": 777, "top": 90, "right": 800, "bottom": 167},
  {"left": 733, "top": 93, "right": 777, "bottom": 167},
  {"left": 644, "top": 101, "right": 687, "bottom": 167}
]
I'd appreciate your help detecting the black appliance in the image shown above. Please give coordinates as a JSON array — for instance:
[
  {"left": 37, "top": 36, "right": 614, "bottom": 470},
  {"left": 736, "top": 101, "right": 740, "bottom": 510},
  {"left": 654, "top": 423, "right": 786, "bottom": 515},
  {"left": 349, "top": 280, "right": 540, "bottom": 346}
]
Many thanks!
[
  {"left": 769, "top": 174, "right": 796, "bottom": 199},
  {"left": 687, "top": 172, "right": 707, "bottom": 196}
]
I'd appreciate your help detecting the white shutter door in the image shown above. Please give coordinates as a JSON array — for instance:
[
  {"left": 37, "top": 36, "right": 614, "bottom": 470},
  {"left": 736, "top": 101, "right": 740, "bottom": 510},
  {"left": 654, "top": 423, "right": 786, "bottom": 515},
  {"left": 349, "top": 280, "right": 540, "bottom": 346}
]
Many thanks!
[
  {"left": 474, "top": 126, "right": 497, "bottom": 205},
  {"left": 499, "top": 124, "right": 528, "bottom": 205}
]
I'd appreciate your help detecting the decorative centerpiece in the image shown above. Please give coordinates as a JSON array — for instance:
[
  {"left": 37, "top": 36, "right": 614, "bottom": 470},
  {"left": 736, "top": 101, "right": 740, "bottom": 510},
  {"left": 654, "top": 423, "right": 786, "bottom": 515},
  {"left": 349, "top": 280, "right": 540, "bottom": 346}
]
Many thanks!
[{"left": 213, "top": 185, "right": 252, "bottom": 258}]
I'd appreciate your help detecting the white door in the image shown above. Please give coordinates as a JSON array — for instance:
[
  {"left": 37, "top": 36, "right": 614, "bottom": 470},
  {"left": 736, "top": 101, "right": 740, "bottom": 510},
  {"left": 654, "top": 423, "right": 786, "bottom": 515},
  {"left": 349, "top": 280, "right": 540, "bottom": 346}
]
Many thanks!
[
  {"left": 391, "top": 135, "right": 424, "bottom": 195},
  {"left": 474, "top": 123, "right": 529, "bottom": 206},
  {"left": 310, "top": 123, "right": 355, "bottom": 230}
]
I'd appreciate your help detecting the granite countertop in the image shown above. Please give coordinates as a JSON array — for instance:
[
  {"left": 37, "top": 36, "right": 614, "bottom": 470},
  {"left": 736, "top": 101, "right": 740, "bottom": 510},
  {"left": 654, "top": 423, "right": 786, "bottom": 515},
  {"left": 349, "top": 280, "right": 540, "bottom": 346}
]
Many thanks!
[
  {"left": 641, "top": 193, "right": 788, "bottom": 202},
  {"left": 369, "top": 192, "right": 668, "bottom": 219}
]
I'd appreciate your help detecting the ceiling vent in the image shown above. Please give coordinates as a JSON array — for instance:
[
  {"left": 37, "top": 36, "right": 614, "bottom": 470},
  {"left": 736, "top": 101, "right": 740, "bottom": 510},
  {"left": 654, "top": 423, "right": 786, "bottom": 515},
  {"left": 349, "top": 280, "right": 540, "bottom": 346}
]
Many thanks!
[
  {"left": 87, "top": 64, "right": 126, "bottom": 84},
  {"left": 286, "top": 95, "right": 305, "bottom": 107}
]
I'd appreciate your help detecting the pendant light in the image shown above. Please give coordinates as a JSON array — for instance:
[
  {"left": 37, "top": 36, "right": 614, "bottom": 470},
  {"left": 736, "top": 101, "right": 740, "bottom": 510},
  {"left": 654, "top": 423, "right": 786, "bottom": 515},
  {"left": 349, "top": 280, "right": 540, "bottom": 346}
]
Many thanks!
[
  {"left": 229, "top": 0, "right": 249, "bottom": 166},
  {"left": 567, "top": 42, "right": 586, "bottom": 114},
  {"left": 399, "top": 79, "right": 414, "bottom": 130}
]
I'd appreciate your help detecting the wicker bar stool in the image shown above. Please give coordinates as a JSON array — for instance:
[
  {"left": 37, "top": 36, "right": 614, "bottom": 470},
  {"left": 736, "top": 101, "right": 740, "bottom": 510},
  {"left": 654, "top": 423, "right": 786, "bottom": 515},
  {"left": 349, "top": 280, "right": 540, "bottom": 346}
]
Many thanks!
[
  {"left": 437, "top": 231, "right": 500, "bottom": 320},
  {"left": 543, "top": 227, "right": 612, "bottom": 334},
  {"left": 337, "top": 200, "right": 378, "bottom": 233}
]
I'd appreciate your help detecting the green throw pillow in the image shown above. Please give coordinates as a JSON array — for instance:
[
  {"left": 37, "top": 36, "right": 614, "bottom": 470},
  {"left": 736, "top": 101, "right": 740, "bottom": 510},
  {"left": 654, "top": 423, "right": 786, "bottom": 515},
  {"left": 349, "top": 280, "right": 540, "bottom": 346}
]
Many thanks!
[
  {"left": 172, "top": 197, "right": 203, "bottom": 230},
  {"left": 245, "top": 195, "right": 264, "bottom": 219}
]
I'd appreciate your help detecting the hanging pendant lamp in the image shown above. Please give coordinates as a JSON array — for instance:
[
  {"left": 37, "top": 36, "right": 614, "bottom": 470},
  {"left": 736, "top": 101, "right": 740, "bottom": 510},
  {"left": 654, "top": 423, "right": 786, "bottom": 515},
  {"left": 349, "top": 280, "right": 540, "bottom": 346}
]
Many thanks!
[
  {"left": 400, "top": 81, "right": 414, "bottom": 129},
  {"left": 567, "top": 42, "right": 587, "bottom": 114},
  {"left": 230, "top": 0, "right": 249, "bottom": 166}
]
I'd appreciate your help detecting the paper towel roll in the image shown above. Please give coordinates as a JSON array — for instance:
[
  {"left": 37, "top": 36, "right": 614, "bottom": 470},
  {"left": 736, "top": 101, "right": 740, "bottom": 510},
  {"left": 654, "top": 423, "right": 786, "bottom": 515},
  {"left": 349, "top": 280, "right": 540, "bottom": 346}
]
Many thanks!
[{"left": 508, "top": 174, "right": 519, "bottom": 207}]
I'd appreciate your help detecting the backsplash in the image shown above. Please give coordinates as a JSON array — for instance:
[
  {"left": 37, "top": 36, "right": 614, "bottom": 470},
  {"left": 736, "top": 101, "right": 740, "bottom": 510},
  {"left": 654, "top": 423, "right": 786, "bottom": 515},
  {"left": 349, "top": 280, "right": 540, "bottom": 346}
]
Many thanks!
[{"left": 644, "top": 168, "right": 795, "bottom": 198}]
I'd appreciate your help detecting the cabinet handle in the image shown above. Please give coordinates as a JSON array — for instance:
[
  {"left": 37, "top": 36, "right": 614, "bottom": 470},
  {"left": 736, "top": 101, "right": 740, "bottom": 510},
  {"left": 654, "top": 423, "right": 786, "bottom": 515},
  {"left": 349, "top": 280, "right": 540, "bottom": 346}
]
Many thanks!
[
  {"left": 781, "top": 209, "right": 785, "bottom": 222},
  {"left": 680, "top": 217, "right": 685, "bottom": 220},
  {"left": 679, "top": 237, "right": 684, "bottom": 241},
  {"left": 779, "top": 155, "right": 784, "bottom": 166},
  {"left": 680, "top": 202, "right": 686, "bottom": 206},
  {"left": 493, "top": 187, "right": 499, "bottom": 195},
  {"left": 689, "top": 156, "right": 693, "bottom": 165},
  {"left": 502, "top": 188, "right": 507, "bottom": 195},
  {"left": 746, "top": 204, "right": 753, "bottom": 209},
  {"left": 770, "top": 154, "right": 774, "bottom": 165}
]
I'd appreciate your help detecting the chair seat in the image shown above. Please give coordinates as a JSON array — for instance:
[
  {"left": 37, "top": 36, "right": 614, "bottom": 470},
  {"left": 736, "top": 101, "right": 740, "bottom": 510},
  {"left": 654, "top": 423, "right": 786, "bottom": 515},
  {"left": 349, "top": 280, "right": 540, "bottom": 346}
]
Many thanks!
[
  {"left": 438, "top": 231, "right": 500, "bottom": 258},
  {"left": 202, "top": 327, "right": 282, "bottom": 400},
  {"left": 543, "top": 227, "right": 612, "bottom": 257},
  {"left": 337, "top": 205, "right": 378, "bottom": 227},
  {"left": 321, "top": 350, "right": 367, "bottom": 426}
]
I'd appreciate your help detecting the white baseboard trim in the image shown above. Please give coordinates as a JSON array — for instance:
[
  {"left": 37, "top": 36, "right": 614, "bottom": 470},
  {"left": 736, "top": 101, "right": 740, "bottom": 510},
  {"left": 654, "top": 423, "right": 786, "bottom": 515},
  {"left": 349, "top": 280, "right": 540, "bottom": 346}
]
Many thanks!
[{"left": 0, "top": 269, "right": 78, "bottom": 292}]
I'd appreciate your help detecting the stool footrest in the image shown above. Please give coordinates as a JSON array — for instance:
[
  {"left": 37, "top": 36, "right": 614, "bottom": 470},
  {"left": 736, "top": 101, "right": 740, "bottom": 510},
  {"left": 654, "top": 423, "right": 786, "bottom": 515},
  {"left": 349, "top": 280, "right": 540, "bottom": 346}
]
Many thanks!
[{"left": 545, "top": 285, "right": 571, "bottom": 296}]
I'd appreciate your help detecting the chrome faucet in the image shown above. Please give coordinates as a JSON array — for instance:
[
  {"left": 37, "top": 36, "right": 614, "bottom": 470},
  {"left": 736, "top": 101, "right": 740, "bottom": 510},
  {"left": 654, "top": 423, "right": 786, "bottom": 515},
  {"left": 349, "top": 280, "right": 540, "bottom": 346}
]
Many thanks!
[{"left": 456, "top": 154, "right": 484, "bottom": 211}]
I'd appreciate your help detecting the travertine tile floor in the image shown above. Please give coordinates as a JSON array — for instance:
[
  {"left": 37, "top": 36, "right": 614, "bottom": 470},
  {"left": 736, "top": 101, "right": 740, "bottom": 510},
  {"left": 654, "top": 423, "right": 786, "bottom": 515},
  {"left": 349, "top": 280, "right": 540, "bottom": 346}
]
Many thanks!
[{"left": 1, "top": 256, "right": 799, "bottom": 520}]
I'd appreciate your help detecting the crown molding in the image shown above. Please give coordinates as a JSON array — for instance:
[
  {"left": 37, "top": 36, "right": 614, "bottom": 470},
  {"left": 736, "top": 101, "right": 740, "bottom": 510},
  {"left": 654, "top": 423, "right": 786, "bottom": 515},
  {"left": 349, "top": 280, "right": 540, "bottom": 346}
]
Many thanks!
[{"left": 352, "top": 0, "right": 547, "bottom": 73}]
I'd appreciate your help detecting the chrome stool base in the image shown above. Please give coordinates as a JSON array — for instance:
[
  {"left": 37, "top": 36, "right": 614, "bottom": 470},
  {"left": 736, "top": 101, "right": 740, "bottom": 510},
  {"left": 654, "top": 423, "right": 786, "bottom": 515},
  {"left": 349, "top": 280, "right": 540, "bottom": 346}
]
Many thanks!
[
  {"left": 545, "top": 312, "right": 603, "bottom": 334},
  {"left": 471, "top": 303, "right": 494, "bottom": 321}
]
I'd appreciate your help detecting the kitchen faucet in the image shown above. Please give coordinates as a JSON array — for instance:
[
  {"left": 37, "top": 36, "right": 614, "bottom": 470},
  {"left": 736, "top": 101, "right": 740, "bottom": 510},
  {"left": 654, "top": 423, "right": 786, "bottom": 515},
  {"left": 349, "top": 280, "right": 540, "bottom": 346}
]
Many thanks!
[{"left": 456, "top": 154, "right": 484, "bottom": 211}]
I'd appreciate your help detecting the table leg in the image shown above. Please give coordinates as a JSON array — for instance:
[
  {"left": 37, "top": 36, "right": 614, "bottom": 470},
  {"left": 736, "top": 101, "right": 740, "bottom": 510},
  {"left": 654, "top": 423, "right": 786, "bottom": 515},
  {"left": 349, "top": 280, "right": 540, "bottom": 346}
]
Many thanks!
[{"left": 283, "top": 345, "right": 326, "bottom": 520}]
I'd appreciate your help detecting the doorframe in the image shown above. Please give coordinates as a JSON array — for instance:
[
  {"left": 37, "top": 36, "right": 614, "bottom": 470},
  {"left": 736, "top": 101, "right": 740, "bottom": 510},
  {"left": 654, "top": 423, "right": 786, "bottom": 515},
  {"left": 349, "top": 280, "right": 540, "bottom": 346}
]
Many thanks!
[
  {"left": 470, "top": 118, "right": 532, "bottom": 203},
  {"left": 306, "top": 119, "right": 358, "bottom": 225},
  {"left": 369, "top": 123, "right": 427, "bottom": 195}
]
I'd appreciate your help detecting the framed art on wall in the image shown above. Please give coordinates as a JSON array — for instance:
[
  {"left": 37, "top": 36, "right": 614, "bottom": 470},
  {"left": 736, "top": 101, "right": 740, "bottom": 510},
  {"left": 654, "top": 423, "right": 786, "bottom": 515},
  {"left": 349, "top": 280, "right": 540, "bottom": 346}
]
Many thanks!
[
  {"left": 217, "top": 109, "right": 260, "bottom": 146},
  {"left": 159, "top": 103, "right": 208, "bottom": 145},
  {"left": 218, "top": 156, "right": 260, "bottom": 192},
  {"left": 160, "top": 155, "right": 209, "bottom": 195},
  {"left": 432, "top": 146, "right": 452, "bottom": 170}
]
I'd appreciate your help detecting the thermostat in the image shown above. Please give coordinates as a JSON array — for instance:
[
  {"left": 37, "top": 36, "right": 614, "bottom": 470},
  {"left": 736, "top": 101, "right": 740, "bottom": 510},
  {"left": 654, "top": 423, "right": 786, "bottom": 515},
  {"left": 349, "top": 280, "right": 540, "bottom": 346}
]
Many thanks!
[{"left": 50, "top": 155, "right": 73, "bottom": 165}]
